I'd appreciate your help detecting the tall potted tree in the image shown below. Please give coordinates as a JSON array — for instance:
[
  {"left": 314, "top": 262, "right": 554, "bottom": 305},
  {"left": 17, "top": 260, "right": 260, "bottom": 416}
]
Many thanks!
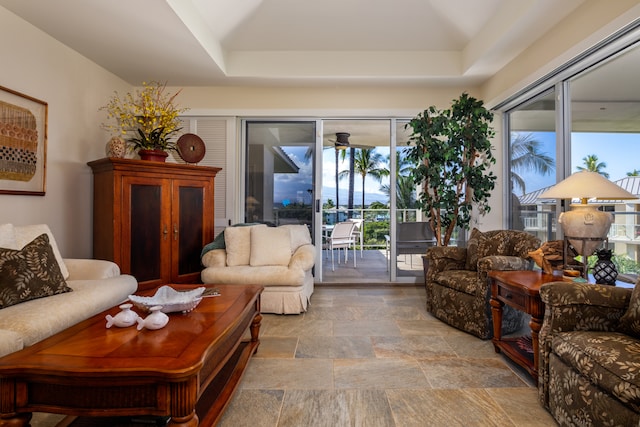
[{"left": 406, "top": 93, "right": 496, "bottom": 246}]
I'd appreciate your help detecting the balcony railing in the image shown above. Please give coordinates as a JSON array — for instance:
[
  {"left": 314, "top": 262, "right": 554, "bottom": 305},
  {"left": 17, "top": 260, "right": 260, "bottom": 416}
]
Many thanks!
[
  {"left": 520, "top": 210, "right": 640, "bottom": 243},
  {"left": 519, "top": 209, "right": 640, "bottom": 274},
  {"left": 321, "top": 208, "right": 466, "bottom": 249}
]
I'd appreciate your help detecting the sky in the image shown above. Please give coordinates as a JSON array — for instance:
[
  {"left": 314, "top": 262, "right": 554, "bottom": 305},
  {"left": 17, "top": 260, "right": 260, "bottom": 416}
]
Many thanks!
[
  {"left": 273, "top": 132, "right": 640, "bottom": 207},
  {"left": 320, "top": 147, "right": 391, "bottom": 206},
  {"left": 516, "top": 131, "right": 640, "bottom": 196},
  {"left": 272, "top": 146, "right": 391, "bottom": 207}
]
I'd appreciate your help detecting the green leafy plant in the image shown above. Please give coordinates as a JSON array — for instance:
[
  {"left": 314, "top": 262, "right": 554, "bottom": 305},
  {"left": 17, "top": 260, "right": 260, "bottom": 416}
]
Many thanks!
[
  {"left": 129, "top": 127, "right": 179, "bottom": 152},
  {"left": 406, "top": 93, "right": 496, "bottom": 246}
]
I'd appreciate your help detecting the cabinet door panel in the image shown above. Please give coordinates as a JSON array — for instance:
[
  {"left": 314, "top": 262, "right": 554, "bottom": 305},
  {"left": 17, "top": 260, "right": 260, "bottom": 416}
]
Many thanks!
[
  {"left": 130, "top": 184, "right": 163, "bottom": 282},
  {"left": 173, "top": 179, "right": 214, "bottom": 282},
  {"left": 178, "top": 186, "right": 204, "bottom": 275},
  {"left": 122, "top": 176, "right": 171, "bottom": 287}
]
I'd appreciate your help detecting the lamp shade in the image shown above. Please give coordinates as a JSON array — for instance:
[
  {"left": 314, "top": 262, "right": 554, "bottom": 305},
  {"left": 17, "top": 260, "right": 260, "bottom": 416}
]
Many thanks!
[{"left": 538, "top": 171, "right": 636, "bottom": 204}]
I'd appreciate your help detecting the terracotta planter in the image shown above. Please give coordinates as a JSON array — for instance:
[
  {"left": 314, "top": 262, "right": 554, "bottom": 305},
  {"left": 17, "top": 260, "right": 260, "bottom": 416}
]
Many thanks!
[{"left": 138, "top": 149, "right": 169, "bottom": 162}]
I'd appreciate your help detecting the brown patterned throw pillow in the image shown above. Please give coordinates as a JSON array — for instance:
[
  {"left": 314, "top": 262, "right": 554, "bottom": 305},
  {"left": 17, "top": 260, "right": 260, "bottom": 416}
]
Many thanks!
[
  {"left": 618, "top": 281, "right": 640, "bottom": 338},
  {"left": 0, "top": 233, "right": 72, "bottom": 309}
]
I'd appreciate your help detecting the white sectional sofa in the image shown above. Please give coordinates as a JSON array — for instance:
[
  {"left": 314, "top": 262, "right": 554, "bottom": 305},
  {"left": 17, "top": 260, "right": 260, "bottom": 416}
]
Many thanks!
[
  {"left": 200, "top": 224, "right": 315, "bottom": 314},
  {"left": 0, "top": 224, "right": 138, "bottom": 358}
]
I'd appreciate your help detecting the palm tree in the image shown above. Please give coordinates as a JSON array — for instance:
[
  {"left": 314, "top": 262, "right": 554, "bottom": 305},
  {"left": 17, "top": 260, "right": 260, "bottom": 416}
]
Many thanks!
[
  {"left": 576, "top": 154, "right": 609, "bottom": 178},
  {"left": 381, "top": 175, "right": 416, "bottom": 209},
  {"left": 510, "top": 133, "right": 554, "bottom": 195},
  {"left": 627, "top": 169, "right": 640, "bottom": 176},
  {"left": 335, "top": 147, "right": 356, "bottom": 216},
  {"left": 351, "top": 149, "right": 388, "bottom": 209},
  {"left": 346, "top": 147, "right": 355, "bottom": 217},
  {"left": 380, "top": 148, "right": 417, "bottom": 208}
]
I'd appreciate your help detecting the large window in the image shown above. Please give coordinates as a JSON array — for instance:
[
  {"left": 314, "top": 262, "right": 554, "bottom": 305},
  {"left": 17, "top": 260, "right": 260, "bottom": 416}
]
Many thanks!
[
  {"left": 244, "top": 121, "right": 316, "bottom": 228},
  {"left": 504, "top": 26, "right": 640, "bottom": 276},
  {"left": 507, "top": 90, "right": 557, "bottom": 241}
]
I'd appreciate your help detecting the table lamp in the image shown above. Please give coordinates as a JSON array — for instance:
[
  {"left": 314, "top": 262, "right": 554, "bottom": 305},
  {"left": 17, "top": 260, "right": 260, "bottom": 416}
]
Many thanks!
[{"left": 538, "top": 171, "right": 637, "bottom": 276}]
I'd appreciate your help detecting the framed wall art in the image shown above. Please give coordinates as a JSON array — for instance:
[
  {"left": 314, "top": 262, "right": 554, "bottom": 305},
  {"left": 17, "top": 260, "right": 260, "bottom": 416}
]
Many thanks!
[{"left": 0, "top": 85, "right": 48, "bottom": 195}]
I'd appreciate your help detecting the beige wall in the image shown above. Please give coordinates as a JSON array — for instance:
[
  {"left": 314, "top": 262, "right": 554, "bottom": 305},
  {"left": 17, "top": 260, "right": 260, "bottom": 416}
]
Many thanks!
[
  {"left": 178, "top": 85, "right": 473, "bottom": 112},
  {"left": 0, "top": 7, "right": 130, "bottom": 258},
  {"left": 0, "top": 2, "right": 636, "bottom": 257},
  {"left": 482, "top": 0, "right": 640, "bottom": 106}
]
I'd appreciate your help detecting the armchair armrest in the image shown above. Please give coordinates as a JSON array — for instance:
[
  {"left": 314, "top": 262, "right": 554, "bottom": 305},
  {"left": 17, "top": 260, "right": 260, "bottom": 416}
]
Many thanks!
[
  {"left": 540, "top": 282, "right": 631, "bottom": 333},
  {"left": 477, "top": 255, "right": 532, "bottom": 273},
  {"left": 289, "top": 244, "right": 315, "bottom": 271},
  {"left": 477, "top": 255, "right": 533, "bottom": 284},
  {"left": 64, "top": 258, "right": 122, "bottom": 280},
  {"left": 201, "top": 249, "right": 227, "bottom": 268},
  {"left": 424, "top": 246, "right": 466, "bottom": 279},
  {"left": 537, "top": 282, "right": 632, "bottom": 408}
]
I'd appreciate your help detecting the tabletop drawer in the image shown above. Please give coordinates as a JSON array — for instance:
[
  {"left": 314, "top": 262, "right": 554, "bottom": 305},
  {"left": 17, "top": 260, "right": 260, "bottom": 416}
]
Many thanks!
[{"left": 497, "top": 286, "right": 525, "bottom": 309}]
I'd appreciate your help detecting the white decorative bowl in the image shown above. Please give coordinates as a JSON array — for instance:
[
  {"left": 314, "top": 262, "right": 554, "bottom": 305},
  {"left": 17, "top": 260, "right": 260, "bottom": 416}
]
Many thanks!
[{"left": 128, "top": 286, "right": 205, "bottom": 313}]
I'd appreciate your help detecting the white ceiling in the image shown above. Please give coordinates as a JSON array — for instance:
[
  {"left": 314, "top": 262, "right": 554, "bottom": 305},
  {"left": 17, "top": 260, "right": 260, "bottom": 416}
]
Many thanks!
[{"left": 0, "top": 0, "right": 586, "bottom": 87}]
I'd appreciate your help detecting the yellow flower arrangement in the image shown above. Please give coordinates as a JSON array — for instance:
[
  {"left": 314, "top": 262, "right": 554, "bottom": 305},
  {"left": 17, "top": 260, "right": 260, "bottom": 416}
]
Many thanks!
[{"left": 101, "top": 81, "right": 189, "bottom": 152}]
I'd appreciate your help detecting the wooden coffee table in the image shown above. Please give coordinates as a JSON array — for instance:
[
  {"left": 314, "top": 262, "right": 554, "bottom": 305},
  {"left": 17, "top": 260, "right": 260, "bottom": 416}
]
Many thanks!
[{"left": 0, "top": 284, "right": 263, "bottom": 427}]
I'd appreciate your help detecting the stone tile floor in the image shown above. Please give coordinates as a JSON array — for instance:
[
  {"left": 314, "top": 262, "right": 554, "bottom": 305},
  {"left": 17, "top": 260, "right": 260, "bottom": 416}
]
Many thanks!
[{"left": 32, "top": 285, "right": 556, "bottom": 427}]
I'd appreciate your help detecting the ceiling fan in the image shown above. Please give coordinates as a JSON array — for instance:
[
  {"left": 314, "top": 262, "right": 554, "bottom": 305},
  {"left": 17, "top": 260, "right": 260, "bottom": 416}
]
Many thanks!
[{"left": 327, "top": 132, "right": 369, "bottom": 150}]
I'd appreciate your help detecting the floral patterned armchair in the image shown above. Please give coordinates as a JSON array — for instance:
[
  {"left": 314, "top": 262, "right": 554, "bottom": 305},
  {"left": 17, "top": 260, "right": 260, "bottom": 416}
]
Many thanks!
[
  {"left": 423, "top": 229, "right": 540, "bottom": 339},
  {"left": 538, "top": 281, "right": 640, "bottom": 426}
]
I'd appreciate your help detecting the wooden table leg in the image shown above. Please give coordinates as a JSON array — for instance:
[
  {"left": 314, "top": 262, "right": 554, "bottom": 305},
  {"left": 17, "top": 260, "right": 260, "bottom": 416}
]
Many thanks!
[
  {"left": 490, "top": 296, "right": 503, "bottom": 353},
  {"left": 168, "top": 411, "right": 198, "bottom": 427},
  {"left": 251, "top": 310, "right": 262, "bottom": 355},
  {"left": 168, "top": 378, "right": 199, "bottom": 427},
  {"left": 530, "top": 313, "right": 543, "bottom": 381},
  {"left": 0, "top": 412, "right": 32, "bottom": 427}
]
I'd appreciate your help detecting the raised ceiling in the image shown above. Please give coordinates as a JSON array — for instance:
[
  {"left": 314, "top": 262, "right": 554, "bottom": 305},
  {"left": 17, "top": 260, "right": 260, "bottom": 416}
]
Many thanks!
[{"left": 0, "top": 0, "right": 586, "bottom": 87}]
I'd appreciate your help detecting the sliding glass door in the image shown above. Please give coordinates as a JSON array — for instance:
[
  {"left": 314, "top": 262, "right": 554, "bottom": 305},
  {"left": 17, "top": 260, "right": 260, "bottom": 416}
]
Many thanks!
[
  {"left": 243, "top": 118, "right": 433, "bottom": 283},
  {"left": 506, "top": 89, "right": 558, "bottom": 242},
  {"left": 503, "top": 26, "right": 640, "bottom": 279},
  {"left": 244, "top": 120, "right": 317, "bottom": 229},
  {"left": 321, "top": 120, "right": 393, "bottom": 282}
]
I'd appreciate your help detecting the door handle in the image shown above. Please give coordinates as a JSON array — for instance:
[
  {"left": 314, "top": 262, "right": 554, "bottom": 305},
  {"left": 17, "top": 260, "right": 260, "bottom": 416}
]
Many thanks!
[
  {"left": 174, "top": 224, "right": 178, "bottom": 241},
  {"left": 163, "top": 225, "right": 168, "bottom": 241}
]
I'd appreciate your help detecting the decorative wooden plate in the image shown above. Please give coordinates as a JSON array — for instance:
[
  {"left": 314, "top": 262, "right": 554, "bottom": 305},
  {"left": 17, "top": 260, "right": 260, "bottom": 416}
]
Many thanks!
[{"left": 176, "top": 133, "right": 206, "bottom": 163}]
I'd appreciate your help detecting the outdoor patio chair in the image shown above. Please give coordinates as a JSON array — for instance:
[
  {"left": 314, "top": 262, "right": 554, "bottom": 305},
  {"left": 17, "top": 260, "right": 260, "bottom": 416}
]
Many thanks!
[
  {"left": 324, "top": 221, "right": 357, "bottom": 271},
  {"left": 346, "top": 218, "right": 364, "bottom": 258}
]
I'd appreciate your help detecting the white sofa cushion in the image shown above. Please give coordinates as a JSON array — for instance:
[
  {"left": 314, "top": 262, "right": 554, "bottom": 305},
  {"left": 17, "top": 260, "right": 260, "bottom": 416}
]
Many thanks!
[
  {"left": 13, "top": 224, "right": 69, "bottom": 279},
  {"left": 278, "top": 224, "right": 312, "bottom": 252},
  {"left": 0, "top": 274, "right": 137, "bottom": 348},
  {"left": 225, "top": 225, "right": 265, "bottom": 266},
  {"left": 0, "top": 223, "right": 17, "bottom": 249},
  {"left": 250, "top": 226, "right": 292, "bottom": 266},
  {"left": 0, "top": 329, "right": 23, "bottom": 358}
]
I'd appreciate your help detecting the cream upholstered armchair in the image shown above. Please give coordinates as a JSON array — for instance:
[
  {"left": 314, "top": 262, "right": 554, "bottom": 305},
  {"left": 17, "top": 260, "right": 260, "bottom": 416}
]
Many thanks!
[
  {"left": 201, "top": 223, "right": 315, "bottom": 314},
  {"left": 423, "top": 229, "right": 541, "bottom": 339}
]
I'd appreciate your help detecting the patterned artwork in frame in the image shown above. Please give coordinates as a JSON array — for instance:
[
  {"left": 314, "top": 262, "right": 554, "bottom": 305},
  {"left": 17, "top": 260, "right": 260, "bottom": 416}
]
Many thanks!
[{"left": 0, "top": 85, "right": 48, "bottom": 195}]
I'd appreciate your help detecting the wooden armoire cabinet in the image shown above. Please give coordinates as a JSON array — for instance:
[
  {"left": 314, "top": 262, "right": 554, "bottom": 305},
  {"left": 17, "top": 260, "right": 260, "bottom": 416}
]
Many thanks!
[{"left": 88, "top": 158, "right": 221, "bottom": 290}]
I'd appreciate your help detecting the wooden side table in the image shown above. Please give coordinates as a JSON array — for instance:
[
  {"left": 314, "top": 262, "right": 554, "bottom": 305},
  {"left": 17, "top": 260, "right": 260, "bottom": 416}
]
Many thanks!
[
  {"left": 488, "top": 270, "right": 555, "bottom": 383},
  {"left": 489, "top": 271, "right": 634, "bottom": 384}
]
